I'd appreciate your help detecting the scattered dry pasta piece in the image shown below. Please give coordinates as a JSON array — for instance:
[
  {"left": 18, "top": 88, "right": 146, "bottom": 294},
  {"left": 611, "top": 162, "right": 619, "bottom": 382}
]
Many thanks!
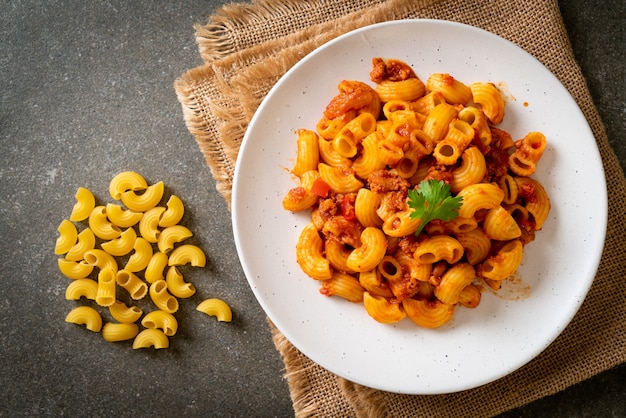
[
  {"left": 142, "top": 310, "right": 178, "bottom": 336},
  {"left": 55, "top": 219, "right": 78, "bottom": 255},
  {"left": 109, "top": 171, "right": 147, "bottom": 200},
  {"left": 65, "top": 278, "right": 98, "bottom": 301},
  {"left": 132, "top": 328, "right": 169, "bottom": 349},
  {"left": 70, "top": 187, "right": 96, "bottom": 222},
  {"left": 197, "top": 298, "right": 233, "bottom": 322},
  {"left": 65, "top": 306, "right": 102, "bottom": 332},
  {"left": 102, "top": 323, "right": 139, "bottom": 342}
]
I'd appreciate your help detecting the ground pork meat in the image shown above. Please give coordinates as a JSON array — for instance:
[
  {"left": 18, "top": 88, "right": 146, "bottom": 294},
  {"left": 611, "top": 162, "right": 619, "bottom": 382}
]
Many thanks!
[
  {"left": 323, "top": 80, "right": 381, "bottom": 120},
  {"left": 368, "top": 169, "right": 411, "bottom": 193},
  {"left": 370, "top": 57, "right": 417, "bottom": 83},
  {"left": 317, "top": 197, "right": 337, "bottom": 221},
  {"left": 423, "top": 164, "right": 454, "bottom": 184},
  {"left": 322, "top": 216, "right": 363, "bottom": 248},
  {"left": 397, "top": 235, "right": 419, "bottom": 255}
]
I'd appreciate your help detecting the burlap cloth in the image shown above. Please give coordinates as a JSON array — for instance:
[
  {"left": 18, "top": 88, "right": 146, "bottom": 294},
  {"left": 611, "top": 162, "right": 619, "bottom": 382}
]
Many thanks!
[{"left": 174, "top": 0, "right": 626, "bottom": 416}]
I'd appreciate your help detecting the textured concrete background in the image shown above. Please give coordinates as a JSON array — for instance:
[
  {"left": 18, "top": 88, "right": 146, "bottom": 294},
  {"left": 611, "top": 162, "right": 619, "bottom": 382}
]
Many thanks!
[{"left": 1, "top": 1, "right": 623, "bottom": 416}]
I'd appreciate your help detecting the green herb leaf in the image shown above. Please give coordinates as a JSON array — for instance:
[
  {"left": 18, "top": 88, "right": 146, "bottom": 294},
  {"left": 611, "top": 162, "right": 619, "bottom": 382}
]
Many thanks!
[{"left": 408, "top": 179, "right": 463, "bottom": 237}]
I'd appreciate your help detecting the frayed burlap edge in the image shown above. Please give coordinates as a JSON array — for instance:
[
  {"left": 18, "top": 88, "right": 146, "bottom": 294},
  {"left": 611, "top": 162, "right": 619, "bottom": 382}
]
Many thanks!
[
  {"left": 175, "top": 66, "right": 235, "bottom": 205},
  {"left": 193, "top": 0, "right": 385, "bottom": 63},
  {"left": 270, "top": 322, "right": 318, "bottom": 418}
]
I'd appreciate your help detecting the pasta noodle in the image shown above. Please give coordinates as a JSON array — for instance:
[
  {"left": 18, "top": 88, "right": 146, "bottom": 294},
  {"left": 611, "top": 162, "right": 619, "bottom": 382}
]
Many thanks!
[
  {"left": 293, "top": 129, "right": 321, "bottom": 175},
  {"left": 95, "top": 268, "right": 117, "bottom": 307},
  {"left": 121, "top": 181, "right": 164, "bottom": 212},
  {"left": 197, "top": 298, "right": 233, "bottom": 322},
  {"left": 102, "top": 323, "right": 139, "bottom": 342},
  {"left": 55, "top": 219, "right": 78, "bottom": 255},
  {"left": 138, "top": 206, "right": 165, "bottom": 243},
  {"left": 124, "top": 237, "right": 153, "bottom": 273},
  {"left": 283, "top": 57, "right": 551, "bottom": 329},
  {"left": 84, "top": 249, "right": 118, "bottom": 272},
  {"left": 106, "top": 203, "right": 143, "bottom": 228},
  {"left": 320, "top": 272, "right": 364, "bottom": 303},
  {"left": 65, "top": 228, "right": 96, "bottom": 261},
  {"left": 159, "top": 195, "right": 185, "bottom": 227},
  {"left": 70, "top": 187, "right": 96, "bottom": 222},
  {"left": 88, "top": 206, "right": 121, "bottom": 240},
  {"left": 100, "top": 227, "right": 137, "bottom": 256},
  {"left": 65, "top": 306, "right": 102, "bottom": 332},
  {"left": 149, "top": 279, "right": 179, "bottom": 313},
  {"left": 167, "top": 244, "right": 206, "bottom": 268},
  {"left": 108, "top": 300, "right": 143, "bottom": 324},
  {"left": 115, "top": 270, "right": 148, "bottom": 299},
  {"left": 65, "top": 278, "right": 98, "bottom": 300},
  {"left": 142, "top": 310, "right": 178, "bottom": 336},
  {"left": 144, "top": 252, "right": 169, "bottom": 283},
  {"left": 165, "top": 266, "right": 196, "bottom": 298},
  {"left": 132, "top": 329, "right": 169, "bottom": 349},
  {"left": 109, "top": 171, "right": 148, "bottom": 200},
  {"left": 58, "top": 259, "right": 93, "bottom": 280}
]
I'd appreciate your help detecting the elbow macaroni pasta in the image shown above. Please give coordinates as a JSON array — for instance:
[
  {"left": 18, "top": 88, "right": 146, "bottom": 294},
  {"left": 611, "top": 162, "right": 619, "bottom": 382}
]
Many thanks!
[
  {"left": 109, "top": 171, "right": 148, "bottom": 200},
  {"left": 149, "top": 280, "right": 179, "bottom": 314},
  {"left": 109, "top": 300, "right": 143, "bottom": 324},
  {"left": 102, "top": 323, "right": 139, "bottom": 342},
  {"left": 100, "top": 227, "right": 137, "bottom": 256},
  {"left": 120, "top": 181, "right": 165, "bottom": 212},
  {"left": 65, "top": 228, "right": 96, "bottom": 261},
  {"left": 142, "top": 310, "right": 178, "bottom": 336},
  {"left": 167, "top": 244, "right": 206, "bottom": 268},
  {"left": 56, "top": 172, "right": 230, "bottom": 349},
  {"left": 55, "top": 219, "right": 78, "bottom": 255},
  {"left": 65, "top": 278, "right": 98, "bottom": 300},
  {"left": 124, "top": 237, "right": 153, "bottom": 273},
  {"left": 95, "top": 268, "right": 117, "bottom": 307},
  {"left": 159, "top": 195, "right": 185, "bottom": 227},
  {"left": 283, "top": 57, "right": 551, "bottom": 329},
  {"left": 115, "top": 270, "right": 148, "bottom": 299},
  {"left": 138, "top": 206, "right": 165, "bottom": 243},
  {"left": 106, "top": 203, "right": 143, "bottom": 228},
  {"left": 196, "top": 298, "right": 233, "bottom": 322},
  {"left": 88, "top": 206, "right": 121, "bottom": 240},
  {"left": 165, "top": 266, "right": 196, "bottom": 298},
  {"left": 70, "top": 187, "right": 96, "bottom": 222},
  {"left": 132, "top": 328, "right": 169, "bottom": 349},
  {"left": 65, "top": 306, "right": 102, "bottom": 332},
  {"left": 58, "top": 259, "right": 94, "bottom": 280},
  {"left": 144, "top": 252, "right": 169, "bottom": 283}
]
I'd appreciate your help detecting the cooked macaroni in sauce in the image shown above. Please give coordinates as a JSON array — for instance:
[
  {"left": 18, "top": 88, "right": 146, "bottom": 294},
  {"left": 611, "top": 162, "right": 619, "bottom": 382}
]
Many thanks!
[{"left": 283, "top": 58, "right": 550, "bottom": 328}]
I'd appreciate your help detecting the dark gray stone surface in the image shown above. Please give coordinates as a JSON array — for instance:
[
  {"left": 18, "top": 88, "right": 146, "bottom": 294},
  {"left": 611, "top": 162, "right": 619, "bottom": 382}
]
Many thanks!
[{"left": 0, "top": 1, "right": 623, "bottom": 417}]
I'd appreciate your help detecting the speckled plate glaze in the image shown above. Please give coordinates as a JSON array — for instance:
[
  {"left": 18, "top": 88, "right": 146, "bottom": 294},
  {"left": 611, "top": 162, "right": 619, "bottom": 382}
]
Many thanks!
[{"left": 231, "top": 20, "right": 606, "bottom": 394}]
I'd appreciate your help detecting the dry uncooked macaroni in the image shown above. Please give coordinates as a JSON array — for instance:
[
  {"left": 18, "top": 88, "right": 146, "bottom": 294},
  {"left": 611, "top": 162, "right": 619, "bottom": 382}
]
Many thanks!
[
  {"left": 283, "top": 58, "right": 550, "bottom": 328},
  {"left": 197, "top": 298, "right": 233, "bottom": 322},
  {"left": 56, "top": 171, "right": 232, "bottom": 349}
]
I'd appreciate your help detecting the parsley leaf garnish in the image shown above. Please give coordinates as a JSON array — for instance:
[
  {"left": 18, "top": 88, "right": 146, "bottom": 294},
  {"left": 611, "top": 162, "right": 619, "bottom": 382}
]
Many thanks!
[{"left": 408, "top": 179, "right": 463, "bottom": 237}]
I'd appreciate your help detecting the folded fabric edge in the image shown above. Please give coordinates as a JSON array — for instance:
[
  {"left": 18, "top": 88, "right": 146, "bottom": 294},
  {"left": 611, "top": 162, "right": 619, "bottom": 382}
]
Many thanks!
[
  {"left": 338, "top": 378, "right": 391, "bottom": 417},
  {"left": 269, "top": 320, "right": 326, "bottom": 417},
  {"left": 174, "top": 65, "right": 234, "bottom": 207},
  {"left": 209, "top": 0, "right": 429, "bottom": 145},
  {"left": 193, "top": 0, "right": 383, "bottom": 63}
]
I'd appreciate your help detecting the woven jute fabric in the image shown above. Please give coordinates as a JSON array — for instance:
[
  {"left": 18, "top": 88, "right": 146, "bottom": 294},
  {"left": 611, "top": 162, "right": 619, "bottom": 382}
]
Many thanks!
[{"left": 174, "top": 0, "right": 626, "bottom": 416}]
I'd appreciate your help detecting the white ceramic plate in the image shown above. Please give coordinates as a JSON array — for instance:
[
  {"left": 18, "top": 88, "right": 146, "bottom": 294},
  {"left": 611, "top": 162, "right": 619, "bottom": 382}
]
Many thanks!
[{"left": 232, "top": 20, "right": 607, "bottom": 394}]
